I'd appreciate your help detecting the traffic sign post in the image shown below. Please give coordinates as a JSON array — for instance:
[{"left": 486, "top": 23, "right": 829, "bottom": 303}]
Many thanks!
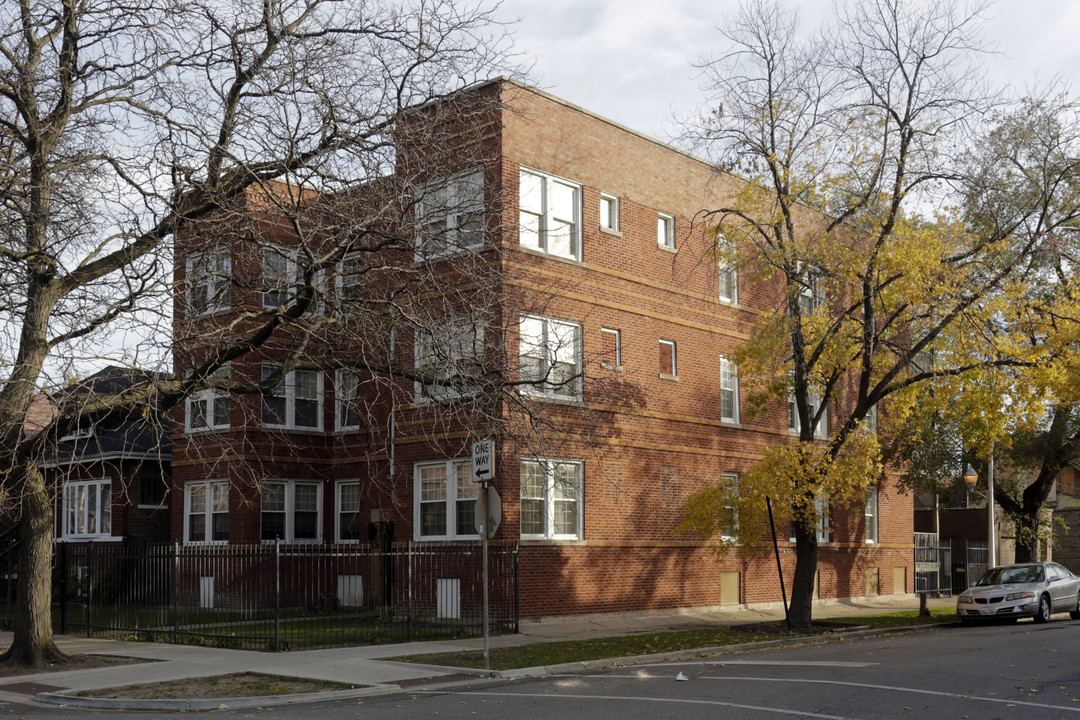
[{"left": 471, "top": 438, "right": 496, "bottom": 669}]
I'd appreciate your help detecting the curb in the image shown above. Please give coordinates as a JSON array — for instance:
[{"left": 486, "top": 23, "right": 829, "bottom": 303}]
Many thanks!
[{"left": 34, "top": 683, "right": 399, "bottom": 711}]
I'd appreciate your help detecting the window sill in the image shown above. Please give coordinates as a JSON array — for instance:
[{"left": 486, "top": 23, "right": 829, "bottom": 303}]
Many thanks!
[
  {"left": 416, "top": 536, "right": 482, "bottom": 543},
  {"left": 413, "top": 244, "right": 485, "bottom": 265},
  {"left": 522, "top": 394, "right": 586, "bottom": 407},
  {"left": 600, "top": 362, "right": 623, "bottom": 372},
  {"left": 517, "top": 245, "right": 585, "bottom": 266},
  {"left": 658, "top": 244, "right": 678, "bottom": 254},
  {"left": 720, "top": 420, "right": 742, "bottom": 429},
  {"left": 520, "top": 538, "right": 585, "bottom": 545},
  {"left": 185, "top": 426, "right": 230, "bottom": 435},
  {"left": 56, "top": 536, "right": 123, "bottom": 543},
  {"left": 186, "top": 307, "right": 232, "bottom": 320},
  {"left": 260, "top": 425, "right": 325, "bottom": 435},
  {"left": 599, "top": 226, "right": 622, "bottom": 237},
  {"left": 659, "top": 373, "right": 678, "bottom": 381},
  {"left": 137, "top": 504, "right": 168, "bottom": 510},
  {"left": 718, "top": 298, "right": 739, "bottom": 307}
]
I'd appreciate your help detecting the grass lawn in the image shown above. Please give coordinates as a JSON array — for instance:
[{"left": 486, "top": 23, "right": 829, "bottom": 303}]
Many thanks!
[{"left": 392, "top": 608, "right": 957, "bottom": 671}]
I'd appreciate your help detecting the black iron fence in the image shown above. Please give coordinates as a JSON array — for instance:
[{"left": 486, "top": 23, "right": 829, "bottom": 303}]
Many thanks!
[
  {"left": 10, "top": 540, "right": 517, "bottom": 651},
  {"left": 914, "top": 533, "right": 989, "bottom": 596}
]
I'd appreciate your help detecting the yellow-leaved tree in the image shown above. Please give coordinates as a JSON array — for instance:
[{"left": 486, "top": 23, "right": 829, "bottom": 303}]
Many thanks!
[{"left": 679, "top": 0, "right": 1080, "bottom": 629}]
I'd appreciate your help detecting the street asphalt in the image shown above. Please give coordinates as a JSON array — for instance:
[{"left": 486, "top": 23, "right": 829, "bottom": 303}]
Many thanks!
[{"left": 0, "top": 594, "right": 957, "bottom": 712}]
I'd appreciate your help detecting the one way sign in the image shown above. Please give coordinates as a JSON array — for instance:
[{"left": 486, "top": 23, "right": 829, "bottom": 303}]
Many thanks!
[{"left": 471, "top": 438, "right": 494, "bottom": 483}]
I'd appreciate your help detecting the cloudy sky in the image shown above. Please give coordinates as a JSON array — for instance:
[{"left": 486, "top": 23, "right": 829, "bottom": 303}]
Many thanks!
[{"left": 491, "top": 0, "right": 1080, "bottom": 141}]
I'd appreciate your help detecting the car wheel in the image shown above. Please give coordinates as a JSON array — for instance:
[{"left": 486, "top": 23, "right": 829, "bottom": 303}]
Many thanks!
[
  {"left": 1034, "top": 594, "right": 1052, "bottom": 623},
  {"left": 1070, "top": 593, "right": 1080, "bottom": 620}
]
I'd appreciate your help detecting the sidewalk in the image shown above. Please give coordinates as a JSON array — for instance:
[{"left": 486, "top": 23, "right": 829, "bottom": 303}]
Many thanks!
[{"left": 0, "top": 594, "right": 957, "bottom": 711}]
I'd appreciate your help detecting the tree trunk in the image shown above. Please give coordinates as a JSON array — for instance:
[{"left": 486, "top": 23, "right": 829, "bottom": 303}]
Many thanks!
[
  {"left": 788, "top": 518, "right": 818, "bottom": 630},
  {"left": 0, "top": 461, "right": 68, "bottom": 667}
]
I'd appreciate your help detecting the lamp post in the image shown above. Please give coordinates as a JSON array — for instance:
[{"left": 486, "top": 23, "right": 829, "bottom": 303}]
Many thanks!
[{"left": 963, "top": 460, "right": 996, "bottom": 569}]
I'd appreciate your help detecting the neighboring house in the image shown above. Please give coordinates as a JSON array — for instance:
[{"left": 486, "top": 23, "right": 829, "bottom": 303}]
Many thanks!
[
  {"left": 1053, "top": 466, "right": 1079, "bottom": 573},
  {"left": 45, "top": 367, "right": 172, "bottom": 547},
  {"left": 172, "top": 78, "right": 913, "bottom": 619}
]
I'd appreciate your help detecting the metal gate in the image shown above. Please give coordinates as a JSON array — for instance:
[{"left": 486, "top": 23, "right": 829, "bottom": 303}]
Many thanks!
[{"left": 914, "top": 532, "right": 951, "bottom": 596}]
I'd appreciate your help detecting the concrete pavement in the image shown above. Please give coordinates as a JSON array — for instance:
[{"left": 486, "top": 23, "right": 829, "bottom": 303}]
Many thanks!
[{"left": 0, "top": 594, "right": 957, "bottom": 711}]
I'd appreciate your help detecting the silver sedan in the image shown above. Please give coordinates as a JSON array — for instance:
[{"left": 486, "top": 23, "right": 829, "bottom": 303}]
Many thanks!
[{"left": 956, "top": 562, "right": 1080, "bottom": 623}]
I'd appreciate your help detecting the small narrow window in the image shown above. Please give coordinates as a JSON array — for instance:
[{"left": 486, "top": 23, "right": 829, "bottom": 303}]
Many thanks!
[
  {"left": 719, "top": 357, "right": 738, "bottom": 423},
  {"left": 659, "top": 339, "right": 676, "bottom": 377},
  {"left": 720, "top": 473, "right": 739, "bottom": 540},
  {"left": 599, "top": 193, "right": 619, "bottom": 232},
  {"left": 865, "top": 486, "right": 878, "bottom": 543},
  {"left": 600, "top": 328, "right": 621, "bottom": 367},
  {"left": 658, "top": 213, "right": 675, "bottom": 249}
]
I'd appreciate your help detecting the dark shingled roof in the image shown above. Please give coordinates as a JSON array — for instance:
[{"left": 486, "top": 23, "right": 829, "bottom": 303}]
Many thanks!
[{"left": 49, "top": 366, "right": 172, "bottom": 464}]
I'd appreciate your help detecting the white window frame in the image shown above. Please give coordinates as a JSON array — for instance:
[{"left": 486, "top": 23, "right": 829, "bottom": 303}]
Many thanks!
[
  {"left": 797, "top": 262, "right": 822, "bottom": 316},
  {"left": 719, "top": 357, "right": 739, "bottom": 423},
  {"left": 865, "top": 485, "right": 879, "bottom": 544},
  {"left": 866, "top": 404, "right": 878, "bottom": 435},
  {"left": 519, "top": 168, "right": 582, "bottom": 261},
  {"left": 260, "top": 479, "right": 323, "bottom": 543},
  {"left": 415, "top": 167, "right": 485, "bottom": 260},
  {"left": 413, "top": 459, "right": 480, "bottom": 541},
  {"left": 184, "top": 480, "right": 229, "bottom": 545},
  {"left": 788, "top": 380, "right": 827, "bottom": 438},
  {"left": 816, "top": 493, "right": 830, "bottom": 543},
  {"left": 519, "top": 458, "right": 583, "bottom": 540},
  {"left": 659, "top": 339, "right": 677, "bottom": 378},
  {"left": 335, "top": 370, "right": 362, "bottom": 431},
  {"left": 262, "top": 245, "right": 325, "bottom": 312},
  {"left": 658, "top": 212, "right": 675, "bottom": 249},
  {"left": 718, "top": 238, "right": 738, "bottom": 303},
  {"left": 600, "top": 327, "right": 621, "bottom": 367},
  {"left": 414, "top": 315, "right": 485, "bottom": 402},
  {"left": 599, "top": 192, "right": 620, "bottom": 232},
  {"left": 335, "top": 479, "right": 363, "bottom": 543},
  {"left": 519, "top": 314, "right": 582, "bottom": 400},
  {"left": 61, "top": 478, "right": 112, "bottom": 539},
  {"left": 185, "top": 366, "right": 231, "bottom": 433},
  {"left": 186, "top": 247, "right": 231, "bottom": 316},
  {"left": 59, "top": 426, "right": 94, "bottom": 442},
  {"left": 261, "top": 363, "right": 324, "bottom": 431},
  {"left": 720, "top": 472, "right": 739, "bottom": 541}
]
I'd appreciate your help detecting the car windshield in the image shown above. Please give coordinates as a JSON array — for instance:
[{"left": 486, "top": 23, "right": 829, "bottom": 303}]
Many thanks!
[{"left": 976, "top": 565, "right": 1044, "bottom": 586}]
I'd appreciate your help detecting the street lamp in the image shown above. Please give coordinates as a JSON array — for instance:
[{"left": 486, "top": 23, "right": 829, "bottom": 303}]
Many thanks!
[{"left": 961, "top": 460, "right": 996, "bottom": 569}]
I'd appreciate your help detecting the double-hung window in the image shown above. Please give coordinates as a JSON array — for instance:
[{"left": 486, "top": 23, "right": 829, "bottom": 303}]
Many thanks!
[
  {"left": 797, "top": 263, "right": 822, "bottom": 316},
  {"left": 262, "top": 246, "right": 296, "bottom": 309},
  {"left": 416, "top": 168, "right": 485, "bottom": 259},
  {"left": 62, "top": 478, "right": 112, "bottom": 539},
  {"left": 815, "top": 493, "right": 830, "bottom": 543},
  {"left": 865, "top": 486, "right": 878, "bottom": 543},
  {"left": 519, "top": 168, "right": 582, "bottom": 260},
  {"left": 720, "top": 472, "right": 739, "bottom": 540},
  {"left": 519, "top": 315, "right": 582, "bottom": 399},
  {"left": 718, "top": 237, "right": 737, "bottom": 303},
  {"left": 186, "top": 248, "right": 231, "bottom": 316},
  {"left": 414, "top": 315, "right": 485, "bottom": 401},
  {"left": 336, "top": 370, "right": 362, "bottom": 430},
  {"left": 185, "top": 480, "right": 228, "bottom": 544},
  {"left": 261, "top": 363, "right": 323, "bottom": 430},
  {"left": 414, "top": 459, "right": 480, "bottom": 540},
  {"left": 261, "top": 479, "right": 322, "bottom": 542},
  {"left": 338, "top": 253, "right": 364, "bottom": 307},
  {"left": 185, "top": 366, "right": 231, "bottom": 432},
  {"left": 336, "top": 480, "right": 362, "bottom": 542},
  {"left": 719, "top": 357, "right": 738, "bottom": 423},
  {"left": 520, "top": 459, "right": 583, "bottom": 540},
  {"left": 788, "top": 379, "right": 827, "bottom": 437}
]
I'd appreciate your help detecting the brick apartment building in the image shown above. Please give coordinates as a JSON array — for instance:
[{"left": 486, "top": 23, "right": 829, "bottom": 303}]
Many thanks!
[{"left": 171, "top": 78, "right": 913, "bottom": 619}]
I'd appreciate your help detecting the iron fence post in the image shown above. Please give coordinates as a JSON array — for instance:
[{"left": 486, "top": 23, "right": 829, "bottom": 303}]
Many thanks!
[
  {"left": 86, "top": 542, "right": 93, "bottom": 638},
  {"left": 513, "top": 543, "right": 519, "bottom": 634},
  {"left": 407, "top": 541, "right": 413, "bottom": 642},
  {"left": 58, "top": 541, "right": 67, "bottom": 635},
  {"left": 274, "top": 538, "right": 281, "bottom": 651},
  {"left": 172, "top": 542, "right": 179, "bottom": 641}
]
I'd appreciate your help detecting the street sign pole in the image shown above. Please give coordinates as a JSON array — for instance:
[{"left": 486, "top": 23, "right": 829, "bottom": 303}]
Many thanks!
[{"left": 482, "top": 480, "right": 490, "bottom": 670}]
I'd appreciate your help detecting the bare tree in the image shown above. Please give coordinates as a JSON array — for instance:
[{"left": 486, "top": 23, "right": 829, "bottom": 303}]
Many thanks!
[{"left": 0, "top": 0, "right": 515, "bottom": 666}]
